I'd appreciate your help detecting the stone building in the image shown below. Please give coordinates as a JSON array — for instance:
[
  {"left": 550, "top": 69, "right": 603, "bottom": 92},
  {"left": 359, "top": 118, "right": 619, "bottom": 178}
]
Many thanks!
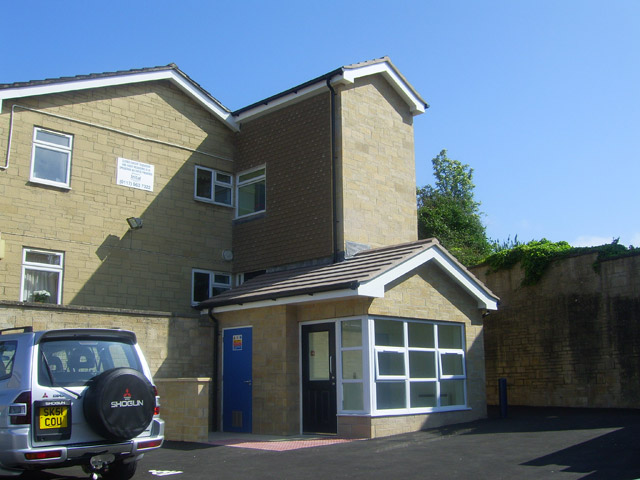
[{"left": 0, "top": 57, "right": 497, "bottom": 440}]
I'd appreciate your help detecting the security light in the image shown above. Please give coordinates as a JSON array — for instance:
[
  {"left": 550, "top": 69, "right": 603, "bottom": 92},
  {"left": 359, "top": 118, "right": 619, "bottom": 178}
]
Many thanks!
[{"left": 126, "top": 217, "right": 143, "bottom": 230}]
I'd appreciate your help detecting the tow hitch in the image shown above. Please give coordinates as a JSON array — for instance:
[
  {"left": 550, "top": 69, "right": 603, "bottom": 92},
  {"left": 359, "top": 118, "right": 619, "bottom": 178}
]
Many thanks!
[{"left": 86, "top": 453, "right": 115, "bottom": 479}]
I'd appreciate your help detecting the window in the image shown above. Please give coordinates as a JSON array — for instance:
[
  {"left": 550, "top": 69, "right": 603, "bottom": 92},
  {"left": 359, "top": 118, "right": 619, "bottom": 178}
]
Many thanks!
[
  {"left": 0, "top": 341, "right": 18, "bottom": 381},
  {"left": 30, "top": 128, "right": 73, "bottom": 188},
  {"left": 39, "top": 337, "right": 141, "bottom": 387},
  {"left": 21, "top": 249, "right": 64, "bottom": 304},
  {"left": 340, "top": 319, "right": 365, "bottom": 412},
  {"left": 191, "top": 269, "right": 231, "bottom": 305},
  {"left": 194, "top": 166, "right": 232, "bottom": 206},
  {"left": 236, "top": 166, "right": 265, "bottom": 218},
  {"left": 373, "top": 318, "right": 466, "bottom": 412},
  {"left": 237, "top": 270, "right": 266, "bottom": 285}
]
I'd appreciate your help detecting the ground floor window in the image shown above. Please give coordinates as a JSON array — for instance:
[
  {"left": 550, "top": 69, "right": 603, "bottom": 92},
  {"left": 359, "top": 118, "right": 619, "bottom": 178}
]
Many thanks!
[
  {"left": 337, "top": 316, "right": 467, "bottom": 415},
  {"left": 20, "top": 248, "right": 64, "bottom": 304},
  {"left": 191, "top": 269, "right": 231, "bottom": 305}
]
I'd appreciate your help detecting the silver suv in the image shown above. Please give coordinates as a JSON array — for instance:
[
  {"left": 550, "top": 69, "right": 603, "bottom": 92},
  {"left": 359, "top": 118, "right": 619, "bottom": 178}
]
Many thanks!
[{"left": 0, "top": 327, "right": 164, "bottom": 479}]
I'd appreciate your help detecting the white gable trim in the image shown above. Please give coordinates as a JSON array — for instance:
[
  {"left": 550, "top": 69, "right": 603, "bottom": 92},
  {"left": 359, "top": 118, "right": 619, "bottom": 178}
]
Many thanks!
[
  {"left": 234, "top": 62, "right": 426, "bottom": 123},
  {"left": 0, "top": 70, "right": 239, "bottom": 132},
  {"left": 337, "top": 62, "right": 426, "bottom": 115},
  {"left": 357, "top": 245, "right": 498, "bottom": 310}
]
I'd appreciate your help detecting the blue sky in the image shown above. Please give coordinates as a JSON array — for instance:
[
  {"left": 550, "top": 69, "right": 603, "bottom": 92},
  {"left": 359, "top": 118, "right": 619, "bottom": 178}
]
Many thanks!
[{"left": 2, "top": 1, "right": 638, "bottom": 247}]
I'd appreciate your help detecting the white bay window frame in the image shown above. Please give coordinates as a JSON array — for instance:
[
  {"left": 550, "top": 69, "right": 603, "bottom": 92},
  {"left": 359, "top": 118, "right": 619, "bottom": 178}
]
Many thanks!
[{"left": 335, "top": 316, "right": 468, "bottom": 417}]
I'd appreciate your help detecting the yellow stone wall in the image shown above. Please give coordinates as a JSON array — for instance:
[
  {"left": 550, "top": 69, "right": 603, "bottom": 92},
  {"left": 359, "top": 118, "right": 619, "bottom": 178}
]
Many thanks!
[
  {"left": 155, "top": 378, "right": 211, "bottom": 443},
  {"left": 336, "top": 75, "right": 418, "bottom": 250},
  {"left": 0, "top": 81, "right": 235, "bottom": 314}
]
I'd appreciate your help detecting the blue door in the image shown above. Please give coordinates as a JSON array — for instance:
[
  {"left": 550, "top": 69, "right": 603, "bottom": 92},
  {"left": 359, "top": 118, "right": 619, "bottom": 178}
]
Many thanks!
[{"left": 222, "top": 327, "right": 252, "bottom": 433}]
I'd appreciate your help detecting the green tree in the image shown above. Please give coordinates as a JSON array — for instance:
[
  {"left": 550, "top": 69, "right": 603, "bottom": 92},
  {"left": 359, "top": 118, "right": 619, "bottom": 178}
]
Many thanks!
[{"left": 417, "top": 150, "right": 491, "bottom": 266}]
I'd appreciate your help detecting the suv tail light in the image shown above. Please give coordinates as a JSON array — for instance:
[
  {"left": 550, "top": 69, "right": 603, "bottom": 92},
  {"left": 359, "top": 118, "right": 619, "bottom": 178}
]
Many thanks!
[
  {"left": 9, "top": 391, "right": 32, "bottom": 425},
  {"left": 153, "top": 386, "right": 160, "bottom": 416}
]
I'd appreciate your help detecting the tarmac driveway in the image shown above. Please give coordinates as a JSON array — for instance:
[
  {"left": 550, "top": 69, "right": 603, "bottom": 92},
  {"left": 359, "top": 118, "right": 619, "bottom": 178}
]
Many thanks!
[{"left": 17, "top": 407, "right": 640, "bottom": 479}]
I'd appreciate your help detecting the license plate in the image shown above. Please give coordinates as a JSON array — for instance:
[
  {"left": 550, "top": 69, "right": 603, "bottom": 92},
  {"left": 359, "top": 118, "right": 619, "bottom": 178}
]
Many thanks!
[{"left": 39, "top": 405, "right": 68, "bottom": 430}]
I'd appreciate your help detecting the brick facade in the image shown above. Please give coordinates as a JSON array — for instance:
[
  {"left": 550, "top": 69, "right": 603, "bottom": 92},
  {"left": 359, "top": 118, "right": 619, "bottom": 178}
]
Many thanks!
[{"left": 233, "top": 93, "right": 334, "bottom": 273}]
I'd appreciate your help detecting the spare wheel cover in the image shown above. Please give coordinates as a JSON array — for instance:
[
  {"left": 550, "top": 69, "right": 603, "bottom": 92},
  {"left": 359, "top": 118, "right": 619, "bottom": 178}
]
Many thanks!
[{"left": 83, "top": 367, "right": 155, "bottom": 441}]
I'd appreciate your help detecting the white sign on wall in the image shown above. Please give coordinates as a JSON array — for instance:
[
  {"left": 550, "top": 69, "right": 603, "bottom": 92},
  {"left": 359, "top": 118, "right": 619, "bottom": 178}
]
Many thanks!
[{"left": 116, "top": 157, "right": 154, "bottom": 192}]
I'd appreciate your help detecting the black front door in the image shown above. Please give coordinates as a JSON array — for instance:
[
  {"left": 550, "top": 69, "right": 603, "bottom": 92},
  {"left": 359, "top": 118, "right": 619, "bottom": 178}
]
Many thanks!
[{"left": 301, "top": 323, "right": 337, "bottom": 434}]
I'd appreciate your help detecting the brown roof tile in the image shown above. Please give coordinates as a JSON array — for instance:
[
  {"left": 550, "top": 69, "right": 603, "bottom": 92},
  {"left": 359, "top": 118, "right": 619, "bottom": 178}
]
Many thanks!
[{"left": 196, "top": 238, "right": 482, "bottom": 310}]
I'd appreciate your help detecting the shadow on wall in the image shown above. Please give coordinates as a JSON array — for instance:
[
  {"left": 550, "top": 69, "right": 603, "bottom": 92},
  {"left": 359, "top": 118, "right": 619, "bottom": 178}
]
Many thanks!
[
  {"left": 29, "top": 83, "right": 238, "bottom": 315},
  {"left": 12, "top": 84, "right": 234, "bottom": 379}
]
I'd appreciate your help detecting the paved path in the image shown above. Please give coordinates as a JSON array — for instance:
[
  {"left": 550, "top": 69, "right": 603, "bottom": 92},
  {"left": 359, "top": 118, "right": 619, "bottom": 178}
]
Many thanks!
[{"left": 17, "top": 407, "right": 640, "bottom": 479}]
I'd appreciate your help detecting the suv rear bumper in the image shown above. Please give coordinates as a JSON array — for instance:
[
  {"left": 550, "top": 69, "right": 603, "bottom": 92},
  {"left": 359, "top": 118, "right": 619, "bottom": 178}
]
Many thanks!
[{"left": 0, "top": 418, "right": 164, "bottom": 472}]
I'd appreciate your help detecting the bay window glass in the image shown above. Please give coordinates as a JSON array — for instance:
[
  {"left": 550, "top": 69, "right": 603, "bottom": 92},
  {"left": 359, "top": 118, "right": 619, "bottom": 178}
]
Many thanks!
[
  {"left": 31, "top": 128, "right": 73, "bottom": 188},
  {"left": 21, "top": 249, "right": 64, "bottom": 304},
  {"left": 340, "top": 319, "right": 364, "bottom": 411},
  {"left": 373, "top": 318, "right": 466, "bottom": 412}
]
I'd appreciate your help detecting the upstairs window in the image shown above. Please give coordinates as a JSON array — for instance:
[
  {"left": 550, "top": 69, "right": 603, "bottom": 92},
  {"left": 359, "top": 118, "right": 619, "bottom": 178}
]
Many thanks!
[
  {"left": 194, "top": 166, "right": 232, "bottom": 206},
  {"left": 236, "top": 166, "right": 266, "bottom": 218},
  {"left": 21, "top": 248, "right": 64, "bottom": 304},
  {"left": 192, "top": 269, "right": 231, "bottom": 305},
  {"left": 30, "top": 128, "right": 73, "bottom": 188}
]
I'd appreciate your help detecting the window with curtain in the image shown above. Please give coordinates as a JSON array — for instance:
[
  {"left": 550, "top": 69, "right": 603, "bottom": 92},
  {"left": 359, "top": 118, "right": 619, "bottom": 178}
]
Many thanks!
[{"left": 21, "top": 249, "right": 64, "bottom": 304}]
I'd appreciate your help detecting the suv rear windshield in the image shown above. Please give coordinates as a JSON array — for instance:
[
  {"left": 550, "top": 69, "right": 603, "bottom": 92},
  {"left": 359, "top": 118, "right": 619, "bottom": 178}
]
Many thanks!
[{"left": 39, "top": 338, "right": 142, "bottom": 387}]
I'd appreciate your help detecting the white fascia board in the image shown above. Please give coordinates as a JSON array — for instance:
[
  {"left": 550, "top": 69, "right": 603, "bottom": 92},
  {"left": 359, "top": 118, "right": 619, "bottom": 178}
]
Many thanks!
[
  {"left": 0, "top": 71, "right": 239, "bottom": 132},
  {"left": 234, "top": 81, "right": 329, "bottom": 123},
  {"left": 210, "top": 288, "right": 360, "bottom": 313},
  {"left": 357, "top": 246, "right": 498, "bottom": 310},
  {"left": 337, "top": 63, "right": 426, "bottom": 115}
]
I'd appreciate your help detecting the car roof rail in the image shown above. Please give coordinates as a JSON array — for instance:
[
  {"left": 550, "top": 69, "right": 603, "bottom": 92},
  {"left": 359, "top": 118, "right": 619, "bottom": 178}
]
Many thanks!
[{"left": 0, "top": 326, "right": 34, "bottom": 335}]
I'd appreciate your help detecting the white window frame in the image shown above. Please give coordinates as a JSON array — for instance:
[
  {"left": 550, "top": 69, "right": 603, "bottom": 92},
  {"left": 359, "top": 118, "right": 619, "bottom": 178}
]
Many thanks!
[
  {"left": 20, "top": 248, "right": 64, "bottom": 304},
  {"left": 30, "top": 127, "right": 73, "bottom": 188},
  {"left": 194, "top": 165, "right": 233, "bottom": 206},
  {"left": 369, "top": 317, "right": 467, "bottom": 416},
  {"left": 337, "top": 317, "right": 370, "bottom": 414},
  {"left": 191, "top": 269, "right": 231, "bottom": 306},
  {"left": 235, "top": 165, "right": 266, "bottom": 219}
]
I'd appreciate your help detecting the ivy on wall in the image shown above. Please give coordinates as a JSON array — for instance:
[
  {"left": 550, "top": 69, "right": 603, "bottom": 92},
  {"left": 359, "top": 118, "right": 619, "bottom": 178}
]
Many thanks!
[{"left": 483, "top": 239, "right": 639, "bottom": 286}]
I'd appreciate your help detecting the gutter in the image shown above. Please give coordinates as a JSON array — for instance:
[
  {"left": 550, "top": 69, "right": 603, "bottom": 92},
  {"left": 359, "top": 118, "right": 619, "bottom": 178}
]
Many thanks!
[{"left": 326, "top": 79, "right": 340, "bottom": 263}]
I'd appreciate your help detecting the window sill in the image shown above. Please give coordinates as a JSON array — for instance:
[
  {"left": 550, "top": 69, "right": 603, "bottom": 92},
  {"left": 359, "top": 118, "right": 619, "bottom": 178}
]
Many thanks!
[
  {"left": 368, "top": 406, "right": 472, "bottom": 417},
  {"left": 233, "top": 212, "right": 266, "bottom": 224},
  {"left": 28, "top": 180, "right": 71, "bottom": 191},
  {"left": 194, "top": 197, "right": 233, "bottom": 208}
]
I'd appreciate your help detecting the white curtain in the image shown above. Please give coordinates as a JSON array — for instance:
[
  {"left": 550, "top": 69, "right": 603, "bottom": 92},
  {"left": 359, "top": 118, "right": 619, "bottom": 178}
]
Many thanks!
[{"left": 23, "top": 269, "right": 59, "bottom": 303}]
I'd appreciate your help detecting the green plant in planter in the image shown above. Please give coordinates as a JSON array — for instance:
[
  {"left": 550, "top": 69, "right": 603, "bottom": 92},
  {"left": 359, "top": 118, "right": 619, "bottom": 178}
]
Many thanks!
[{"left": 32, "top": 290, "right": 51, "bottom": 303}]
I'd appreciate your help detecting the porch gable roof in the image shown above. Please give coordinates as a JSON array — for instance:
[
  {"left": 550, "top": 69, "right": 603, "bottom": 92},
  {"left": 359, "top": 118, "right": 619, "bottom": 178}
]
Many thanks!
[{"left": 197, "top": 239, "right": 498, "bottom": 313}]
